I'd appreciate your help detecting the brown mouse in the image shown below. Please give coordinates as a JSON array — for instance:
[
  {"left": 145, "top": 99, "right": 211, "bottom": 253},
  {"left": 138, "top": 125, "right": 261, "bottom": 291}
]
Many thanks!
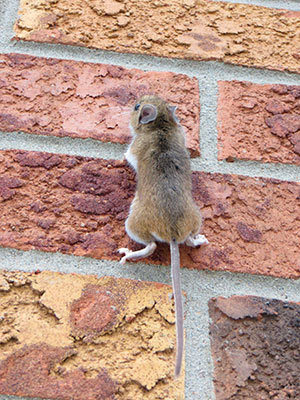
[{"left": 118, "top": 94, "right": 208, "bottom": 377}]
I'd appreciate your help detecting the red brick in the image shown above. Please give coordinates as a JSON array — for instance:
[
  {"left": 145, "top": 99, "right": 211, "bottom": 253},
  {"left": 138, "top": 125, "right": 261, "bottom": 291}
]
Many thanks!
[
  {"left": 0, "top": 53, "right": 200, "bottom": 156},
  {"left": 0, "top": 270, "right": 183, "bottom": 399},
  {"left": 0, "top": 149, "right": 299, "bottom": 279},
  {"left": 14, "top": 0, "right": 300, "bottom": 73},
  {"left": 209, "top": 296, "right": 300, "bottom": 399},
  {"left": 218, "top": 81, "right": 300, "bottom": 165},
  {"left": 0, "top": 344, "right": 117, "bottom": 400}
]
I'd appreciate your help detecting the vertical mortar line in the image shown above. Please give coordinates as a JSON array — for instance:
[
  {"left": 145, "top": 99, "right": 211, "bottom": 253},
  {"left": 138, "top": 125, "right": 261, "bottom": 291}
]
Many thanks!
[
  {"left": 0, "top": 0, "right": 19, "bottom": 46},
  {"left": 0, "top": 1, "right": 299, "bottom": 400},
  {"left": 0, "top": 244, "right": 299, "bottom": 400},
  {"left": 184, "top": 290, "right": 216, "bottom": 400},
  {"left": 183, "top": 267, "right": 300, "bottom": 400},
  {"left": 190, "top": 70, "right": 300, "bottom": 183},
  {"left": 180, "top": 69, "right": 219, "bottom": 399},
  {"left": 178, "top": 70, "right": 219, "bottom": 399},
  {"left": 196, "top": 76, "right": 220, "bottom": 168}
]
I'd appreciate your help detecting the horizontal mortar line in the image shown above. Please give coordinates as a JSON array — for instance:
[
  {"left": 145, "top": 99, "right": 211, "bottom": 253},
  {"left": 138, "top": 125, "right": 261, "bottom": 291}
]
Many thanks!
[
  {"left": 0, "top": 130, "right": 127, "bottom": 160},
  {"left": 0, "top": 396, "right": 52, "bottom": 400},
  {"left": 1, "top": 0, "right": 300, "bottom": 44},
  {"left": 0, "top": 396, "right": 48, "bottom": 400},
  {"left": 0, "top": 130, "right": 299, "bottom": 182},
  {"left": 0, "top": 42, "right": 300, "bottom": 86},
  {"left": 1, "top": 0, "right": 300, "bottom": 85},
  {"left": 0, "top": 246, "right": 299, "bottom": 301},
  {"left": 0, "top": 5, "right": 298, "bottom": 400},
  {"left": 192, "top": 159, "right": 300, "bottom": 182},
  {"left": 212, "top": 0, "right": 300, "bottom": 11},
  {"left": 0, "top": 243, "right": 298, "bottom": 400},
  {"left": 3, "top": 50, "right": 298, "bottom": 183}
]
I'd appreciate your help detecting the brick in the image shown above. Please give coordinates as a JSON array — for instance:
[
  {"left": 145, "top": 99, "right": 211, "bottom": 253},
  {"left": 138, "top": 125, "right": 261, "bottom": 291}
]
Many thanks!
[
  {"left": 209, "top": 296, "right": 300, "bottom": 399},
  {"left": 0, "top": 149, "right": 299, "bottom": 279},
  {"left": 0, "top": 270, "right": 183, "bottom": 399},
  {"left": 218, "top": 81, "right": 300, "bottom": 165},
  {"left": 14, "top": 0, "right": 300, "bottom": 74},
  {"left": 0, "top": 53, "right": 200, "bottom": 156}
]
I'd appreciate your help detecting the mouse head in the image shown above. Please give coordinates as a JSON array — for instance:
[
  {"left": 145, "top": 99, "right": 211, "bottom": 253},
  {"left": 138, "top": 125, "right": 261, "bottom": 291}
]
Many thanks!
[{"left": 130, "top": 95, "right": 178, "bottom": 133}]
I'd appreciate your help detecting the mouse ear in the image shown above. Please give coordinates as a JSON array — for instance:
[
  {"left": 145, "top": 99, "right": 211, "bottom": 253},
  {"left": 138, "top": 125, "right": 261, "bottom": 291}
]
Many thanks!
[
  {"left": 139, "top": 104, "right": 157, "bottom": 124},
  {"left": 169, "top": 105, "right": 179, "bottom": 122}
]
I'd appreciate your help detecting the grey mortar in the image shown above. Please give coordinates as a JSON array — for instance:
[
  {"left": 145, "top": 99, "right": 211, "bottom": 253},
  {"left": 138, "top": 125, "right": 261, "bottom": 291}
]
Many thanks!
[
  {"left": 0, "top": 0, "right": 300, "bottom": 399},
  {"left": 0, "top": 246, "right": 299, "bottom": 400},
  {"left": 0, "top": 0, "right": 300, "bottom": 182}
]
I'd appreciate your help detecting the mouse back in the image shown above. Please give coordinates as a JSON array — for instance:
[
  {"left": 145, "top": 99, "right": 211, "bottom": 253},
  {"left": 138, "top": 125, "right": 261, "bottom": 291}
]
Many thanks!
[{"left": 127, "top": 95, "right": 202, "bottom": 243}]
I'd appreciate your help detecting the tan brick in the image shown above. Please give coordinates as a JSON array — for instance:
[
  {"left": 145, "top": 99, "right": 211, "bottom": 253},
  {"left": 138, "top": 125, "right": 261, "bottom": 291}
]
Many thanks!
[
  {"left": 0, "top": 53, "right": 200, "bottom": 156},
  {"left": 218, "top": 81, "right": 300, "bottom": 165},
  {"left": 209, "top": 296, "right": 300, "bottom": 399},
  {"left": 0, "top": 149, "right": 299, "bottom": 279},
  {"left": 14, "top": 0, "right": 300, "bottom": 74},
  {"left": 0, "top": 270, "right": 184, "bottom": 399}
]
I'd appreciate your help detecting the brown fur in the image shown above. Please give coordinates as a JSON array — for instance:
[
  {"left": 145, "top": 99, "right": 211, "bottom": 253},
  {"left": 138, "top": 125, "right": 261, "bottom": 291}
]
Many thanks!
[
  {"left": 126, "top": 95, "right": 202, "bottom": 244},
  {"left": 121, "top": 95, "right": 208, "bottom": 378}
]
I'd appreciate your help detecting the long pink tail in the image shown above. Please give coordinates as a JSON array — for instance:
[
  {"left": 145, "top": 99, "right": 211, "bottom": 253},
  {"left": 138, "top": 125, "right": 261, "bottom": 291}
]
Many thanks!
[{"left": 170, "top": 239, "right": 183, "bottom": 378}]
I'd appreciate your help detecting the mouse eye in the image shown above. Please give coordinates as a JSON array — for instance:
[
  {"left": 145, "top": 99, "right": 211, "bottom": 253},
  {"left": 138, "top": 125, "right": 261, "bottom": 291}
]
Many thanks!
[{"left": 134, "top": 103, "right": 140, "bottom": 111}]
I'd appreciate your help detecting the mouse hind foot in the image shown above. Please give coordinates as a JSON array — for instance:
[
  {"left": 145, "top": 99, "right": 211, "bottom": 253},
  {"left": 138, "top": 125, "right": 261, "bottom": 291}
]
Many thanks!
[{"left": 118, "top": 242, "right": 157, "bottom": 264}]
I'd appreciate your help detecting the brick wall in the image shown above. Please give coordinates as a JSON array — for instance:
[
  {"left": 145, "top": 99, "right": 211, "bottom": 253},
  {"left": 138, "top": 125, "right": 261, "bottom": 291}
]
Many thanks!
[{"left": 0, "top": 1, "right": 299, "bottom": 399}]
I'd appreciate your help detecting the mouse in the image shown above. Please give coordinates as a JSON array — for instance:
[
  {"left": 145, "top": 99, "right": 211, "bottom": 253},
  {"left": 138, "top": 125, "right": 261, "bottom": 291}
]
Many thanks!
[{"left": 118, "top": 94, "right": 208, "bottom": 378}]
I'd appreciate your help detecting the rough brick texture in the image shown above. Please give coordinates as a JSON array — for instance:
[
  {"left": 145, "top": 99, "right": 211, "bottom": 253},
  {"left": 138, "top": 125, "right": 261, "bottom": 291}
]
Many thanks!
[
  {"left": 218, "top": 81, "right": 300, "bottom": 165},
  {"left": 14, "top": 0, "right": 300, "bottom": 74},
  {"left": 0, "top": 149, "right": 299, "bottom": 279},
  {"left": 209, "top": 296, "right": 300, "bottom": 400},
  {"left": 0, "top": 53, "right": 200, "bottom": 156},
  {"left": 0, "top": 270, "right": 184, "bottom": 399}
]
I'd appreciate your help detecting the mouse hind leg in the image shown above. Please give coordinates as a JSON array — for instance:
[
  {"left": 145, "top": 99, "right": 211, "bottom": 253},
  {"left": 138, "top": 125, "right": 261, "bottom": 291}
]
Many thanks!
[
  {"left": 118, "top": 203, "right": 157, "bottom": 264},
  {"left": 184, "top": 208, "right": 209, "bottom": 247}
]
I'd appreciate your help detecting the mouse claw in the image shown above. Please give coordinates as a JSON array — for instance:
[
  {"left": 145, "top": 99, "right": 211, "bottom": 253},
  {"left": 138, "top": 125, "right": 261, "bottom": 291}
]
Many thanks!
[
  {"left": 119, "top": 256, "right": 127, "bottom": 265},
  {"left": 118, "top": 248, "right": 133, "bottom": 264},
  {"left": 195, "top": 234, "right": 209, "bottom": 245},
  {"left": 185, "top": 234, "right": 209, "bottom": 247},
  {"left": 118, "top": 247, "right": 132, "bottom": 255}
]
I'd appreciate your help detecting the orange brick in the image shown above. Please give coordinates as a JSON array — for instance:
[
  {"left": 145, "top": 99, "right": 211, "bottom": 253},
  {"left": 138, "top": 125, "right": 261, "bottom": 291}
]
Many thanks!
[
  {"left": 218, "top": 81, "right": 300, "bottom": 165},
  {"left": 0, "top": 149, "right": 299, "bottom": 279},
  {"left": 0, "top": 270, "right": 183, "bottom": 399},
  {"left": 209, "top": 296, "right": 300, "bottom": 399},
  {"left": 0, "top": 54, "right": 200, "bottom": 156},
  {"left": 14, "top": 0, "right": 300, "bottom": 73}
]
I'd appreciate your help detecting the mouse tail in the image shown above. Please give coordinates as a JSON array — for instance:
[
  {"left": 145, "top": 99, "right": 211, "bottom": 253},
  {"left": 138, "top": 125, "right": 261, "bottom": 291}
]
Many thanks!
[{"left": 170, "top": 238, "right": 184, "bottom": 378}]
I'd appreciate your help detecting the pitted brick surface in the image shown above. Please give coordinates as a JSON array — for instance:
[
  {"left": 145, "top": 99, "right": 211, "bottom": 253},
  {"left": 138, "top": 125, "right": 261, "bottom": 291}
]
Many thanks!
[
  {"left": 0, "top": 53, "right": 200, "bottom": 156},
  {"left": 0, "top": 270, "right": 183, "bottom": 399},
  {"left": 209, "top": 296, "right": 300, "bottom": 399},
  {"left": 0, "top": 149, "right": 299, "bottom": 279},
  {"left": 218, "top": 81, "right": 300, "bottom": 165},
  {"left": 0, "top": 345, "right": 117, "bottom": 400},
  {"left": 14, "top": 0, "right": 300, "bottom": 74}
]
